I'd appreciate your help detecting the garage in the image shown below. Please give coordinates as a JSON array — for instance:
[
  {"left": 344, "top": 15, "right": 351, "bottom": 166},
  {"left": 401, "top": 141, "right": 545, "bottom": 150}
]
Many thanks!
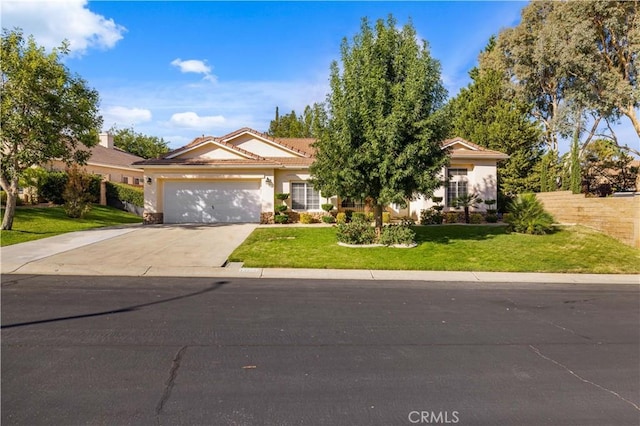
[{"left": 163, "top": 180, "right": 261, "bottom": 223}]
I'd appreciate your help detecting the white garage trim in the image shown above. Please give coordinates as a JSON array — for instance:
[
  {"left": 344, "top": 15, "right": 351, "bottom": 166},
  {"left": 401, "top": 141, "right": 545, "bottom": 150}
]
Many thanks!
[{"left": 163, "top": 180, "right": 261, "bottom": 223}]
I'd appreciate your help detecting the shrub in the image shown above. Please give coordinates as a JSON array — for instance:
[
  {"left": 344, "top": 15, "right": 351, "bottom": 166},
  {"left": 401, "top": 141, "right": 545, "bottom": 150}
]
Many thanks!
[
  {"left": 106, "top": 182, "right": 143, "bottom": 207},
  {"left": 274, "top": 204, "right": 288, "bottom": 214},
  {"left": 469, "top": 213, "right": 484, "bottom": 224},
  {"left": 378, "top": 224, "right": 416, "bottom": 246},
  {"left": 274, "top": 214, "right": 289, "bottom": 224},
  {"left": 0, "top": 191, "right": 6, "bottom": 206},
  {"left": 275, "top": 193, "right": 290, "bottom": 201},
  {"left": 63, "top": 166, "right": 93, "bottom": 218},
  {"left": 485, "top": 213, "right": 498, "bottom": 223},
  {"left": 336, "top": 221, "right": 376, "bottom": 245},
  {"left": 444, "top": 212, "right": 460, "bottom": 223},
  {"left": 432, "top": 196, "right": 444, "bottom": 204},
  {"left": 336, "top": 212, "right": 347, "bottom": 224},
  {"left": 400, "top": 216, "right": 416, "bottom": 226},
  {"left": 321, "top": 203, "right": 334, "bottom": 212},
  {"left": 39, "top": 171, "right": 68, "bottom": 204},
  {"left": 420, "top": 208, "right": 443, "bottom": 225},
  {"left": 343, "top": 209, "right": 354, "bottom": 221},
  {"left": 352, "top": 212, "right": 367, "bottom": 223},
  {"left": 382, "top": 212, "right": 390, "bottom": 223},
  {"left": 366, "top": 212, "right": 374, "bottom": 222},
  {"left": 322, "top": 215, "right": 336, "bottom": 224},
  {"left": 299, "top": 213, "right": 314, "bottom": 224},
  {"left": 506, "top": 194, "right": 555, "bottom": 235}
]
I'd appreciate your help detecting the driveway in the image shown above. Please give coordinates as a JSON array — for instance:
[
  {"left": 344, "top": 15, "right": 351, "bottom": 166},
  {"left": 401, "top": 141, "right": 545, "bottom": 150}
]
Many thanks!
[{"left": 1, "top": 224, "right": 257, "bottom": 276}]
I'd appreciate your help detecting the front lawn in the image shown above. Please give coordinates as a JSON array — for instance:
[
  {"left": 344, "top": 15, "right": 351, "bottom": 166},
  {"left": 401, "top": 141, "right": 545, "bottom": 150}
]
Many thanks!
[
  {"left": 1, "top": 205, "right": 142, "bottom": 246},
  {"left": 229, "top": 225, "right": 640, "bottom": 274}
]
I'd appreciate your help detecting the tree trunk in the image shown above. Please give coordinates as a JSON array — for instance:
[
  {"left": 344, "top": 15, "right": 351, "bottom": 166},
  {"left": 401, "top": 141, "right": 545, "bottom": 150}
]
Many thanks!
[
  {"left": 373, "top": 203, "right": 383, "bottom": 238},
  {"left": 464, "top": 207, "right": 470, "bottom": 224},
  {"left": 1, "top": 180, "right": 19, "bottom": 230}
]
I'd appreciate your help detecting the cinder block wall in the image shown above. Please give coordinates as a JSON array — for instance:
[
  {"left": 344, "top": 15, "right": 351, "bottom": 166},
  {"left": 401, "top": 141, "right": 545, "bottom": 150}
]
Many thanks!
[{"left": 536, "top": 191, "right": 640, "bottom": 248}]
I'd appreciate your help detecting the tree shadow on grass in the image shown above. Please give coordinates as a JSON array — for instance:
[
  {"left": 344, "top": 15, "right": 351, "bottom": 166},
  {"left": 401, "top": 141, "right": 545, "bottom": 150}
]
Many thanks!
[{"left": 413, "top": 224, "right": 508, "bottom": 245}]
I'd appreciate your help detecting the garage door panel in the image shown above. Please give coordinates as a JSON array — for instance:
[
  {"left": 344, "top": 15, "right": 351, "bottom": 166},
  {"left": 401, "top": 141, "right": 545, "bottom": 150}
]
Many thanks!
[{"left": 164, "top": 181, "right": 261, "bottom": 223}]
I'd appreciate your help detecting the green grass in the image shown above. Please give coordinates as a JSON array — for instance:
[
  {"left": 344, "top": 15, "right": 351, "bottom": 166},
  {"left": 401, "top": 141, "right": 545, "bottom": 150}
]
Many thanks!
[
  {"left": 229, "top": 225, "right": 640, "bottom": 274},
  {"left": 1, "top": 205, "right": 142, "bottom": 246}
]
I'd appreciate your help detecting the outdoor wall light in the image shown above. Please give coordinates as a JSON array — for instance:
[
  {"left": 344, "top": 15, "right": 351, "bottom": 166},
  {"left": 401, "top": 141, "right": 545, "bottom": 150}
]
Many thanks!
[
  {"left": 146, "top": 177, "right": 152, "bottom": 184},
  {"left": 265, "top": 177, "right": 272, "bottom": 184}
]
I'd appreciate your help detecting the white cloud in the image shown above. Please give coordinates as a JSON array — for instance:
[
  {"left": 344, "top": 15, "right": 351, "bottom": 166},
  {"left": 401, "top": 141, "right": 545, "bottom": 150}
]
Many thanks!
[
  {"left": 102, "top": 106, "right": 152, "bottom": 128},
  {"left": 169, "top": 112, "right": 226, "bottom": 129},
  {"left": 1, "top": 0, "right": 125, "bottom": 56},
  {"left": 171, "top": 58, "right": 216, "bottom": 82}
]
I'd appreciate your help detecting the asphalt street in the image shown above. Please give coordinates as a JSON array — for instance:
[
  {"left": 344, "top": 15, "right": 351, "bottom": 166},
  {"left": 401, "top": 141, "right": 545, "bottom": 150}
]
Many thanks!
[{"left": 1, "top": 275, "right": 639, "bottom": 426}]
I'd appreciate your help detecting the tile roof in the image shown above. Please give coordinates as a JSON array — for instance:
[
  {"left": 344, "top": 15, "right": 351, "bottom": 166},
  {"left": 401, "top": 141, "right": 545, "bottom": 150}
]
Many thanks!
[
  {"left": 136, "top": 129, "right": 508, "bottom": 167},
  {"left": 88, "top": 144, "right": 145, "bottom": 168}
]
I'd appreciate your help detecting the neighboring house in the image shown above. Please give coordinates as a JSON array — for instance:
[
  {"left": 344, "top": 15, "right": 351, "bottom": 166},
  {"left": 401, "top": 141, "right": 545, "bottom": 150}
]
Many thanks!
[
  {"left": 135, "top": 128, "right": 508, "bottom": 224},
  {"left": 45, "top": 133, "right": 145, "bottom": 185}
]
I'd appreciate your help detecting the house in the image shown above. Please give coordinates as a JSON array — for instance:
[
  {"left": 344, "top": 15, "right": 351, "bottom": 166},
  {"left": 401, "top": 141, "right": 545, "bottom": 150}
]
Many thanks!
[
  {"left": 134, "top": 128, "right": 508, "bottom": 224},
  {"left": 45, "top": 133, "right": 144, "bottom": 185}
]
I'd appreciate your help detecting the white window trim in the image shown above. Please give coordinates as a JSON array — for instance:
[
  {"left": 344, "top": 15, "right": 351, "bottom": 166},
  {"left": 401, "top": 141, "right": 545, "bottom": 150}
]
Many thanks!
[{"left": 290, "top": 181, "right": 320, "bottom": 211}]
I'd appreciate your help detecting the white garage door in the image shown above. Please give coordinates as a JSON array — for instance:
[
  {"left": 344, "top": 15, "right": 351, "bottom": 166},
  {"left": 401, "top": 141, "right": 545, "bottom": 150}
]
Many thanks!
[{"left": 163, "top": 180, "right": 261, "bottom": 223}]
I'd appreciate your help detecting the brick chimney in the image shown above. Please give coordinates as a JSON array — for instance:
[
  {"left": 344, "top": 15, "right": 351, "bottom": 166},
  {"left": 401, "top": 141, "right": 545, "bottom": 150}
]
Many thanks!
[{"left": 99, "top": 133, "right": 114, "bottom": 149}]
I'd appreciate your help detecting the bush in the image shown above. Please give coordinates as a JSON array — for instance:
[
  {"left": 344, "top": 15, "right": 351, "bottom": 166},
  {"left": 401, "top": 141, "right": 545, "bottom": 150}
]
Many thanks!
[
  {"left": 352, "top": 212, "right": 367, "bottom": 223},
  {"left": 444, "top": 212, "right": 459, "bottom": 223},
  {"left": 299, "top": 213, "right": 314, "bottom": 224},
  {"left": 321, "top": 203, "right": 334, "bottom": 212},
  {"left": 63, "top": 166, "right": 93, "bottom": 218},
  {"left": 378, "top": 224, "right": 416, "bottom": 246},
  {"left": 336, "top": 212, "right": 347, "bottom": 224},
  {"left": 343, "top": 209, "right": 354, "bottom": 221},
  {"left": 274, "top": 214, "right": 289, "bottom": 224},
  {"left": 469, "top": 213, "right": 484, "bottom": 224},
  {"left": 0, "top": 191, "right": 6, "bottom": 206},
  {"left": 420, "top": 208, "right": 443, "bottom": 225},
  {"left": 366, "top": 212, "right": 374, "bottom": 222},
  {"left": 39, "top": 171, "right": 68, "bottom": 204},
  {"left": 506, "top": 194, "right": 555, "bottom": 235},
  {"left": 382, "top": 212, "right": 390, "bottom": 223},
  {"left": 485, "top": 213, "right": 498, "bottom": 223},
  {"left": 274, "top": 204, "right": 288, "bottom": 214},
  {"left": 322, "top": 215, "right": 336, "bottom": 224},
  {"left": 275, "top": 193, "right": 290, "bottom": 201},
  {"left": 336, "top": 221, "right": 376, "bottom": 245},
  {"left": 106, "top": 182, "right": 143, "bottom": 207}
]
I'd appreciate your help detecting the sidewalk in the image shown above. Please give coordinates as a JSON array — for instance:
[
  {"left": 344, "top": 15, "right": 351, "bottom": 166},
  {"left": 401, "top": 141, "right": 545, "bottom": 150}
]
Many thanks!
[{"left": 1, "top": 227, "right": 638, "bottom": 284}]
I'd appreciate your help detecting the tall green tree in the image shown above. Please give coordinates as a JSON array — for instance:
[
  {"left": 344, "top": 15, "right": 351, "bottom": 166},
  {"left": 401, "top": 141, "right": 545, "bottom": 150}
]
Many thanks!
[
  {"left": 1, "top": 29, "right": 102, "bottom": 230},
  {"left": 448, "top": 38, "right": 543, "bottom": 195},
  {"left": 310, "top": 16, "right": 449, "bottom": 233},
  {"left": 109, "top": 126, "right": 170, "bottom": 159},
  {"left": 266, "top": 103, "right": 325, "bottom": 138},
  {"left": 488, "top": 1, "right": 639, "bottom": 156}
]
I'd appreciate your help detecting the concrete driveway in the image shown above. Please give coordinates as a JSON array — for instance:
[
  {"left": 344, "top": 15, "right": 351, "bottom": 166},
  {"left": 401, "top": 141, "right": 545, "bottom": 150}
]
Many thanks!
[{"left": 1, "top": 224, "right": 257, "bottom": 277}]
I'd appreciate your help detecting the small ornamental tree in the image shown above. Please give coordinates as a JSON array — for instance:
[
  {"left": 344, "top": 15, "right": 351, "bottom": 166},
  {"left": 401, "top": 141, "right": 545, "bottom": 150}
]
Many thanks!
[
  {"left": 310, "top": 16, "right": 450, "bottom": 236},
  {"left": 1, "top": 29, "right": 102, "bottom": 229},
  {"left": 63, "top": 165, "right": 93, "bottom": 218}
]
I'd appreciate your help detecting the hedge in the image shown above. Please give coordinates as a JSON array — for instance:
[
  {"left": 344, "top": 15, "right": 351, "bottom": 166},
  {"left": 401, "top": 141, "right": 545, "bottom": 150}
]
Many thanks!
[{"left": 105, "top": 182, "right": 144, "bottom": 207}]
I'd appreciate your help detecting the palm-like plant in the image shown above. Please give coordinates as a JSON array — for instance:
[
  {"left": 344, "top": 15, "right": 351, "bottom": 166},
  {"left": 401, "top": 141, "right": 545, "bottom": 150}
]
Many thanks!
[
  {"left": 453, "top": 193, "right": 482, "bottom": 224},
  {"left": 506, "top": 194, "right": 554, "bottom": 235}
]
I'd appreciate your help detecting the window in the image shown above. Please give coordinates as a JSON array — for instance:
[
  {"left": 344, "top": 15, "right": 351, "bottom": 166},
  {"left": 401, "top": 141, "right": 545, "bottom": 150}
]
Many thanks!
[
  {"left": 122, "top": 176, "right": 129, "bottom": 184},
  {"left": 291, "top": 182, "right": 319, "bottom": 210},
  {"left": 134, "top": 178, "right": 141, "bottom": 185},
  {"left": 446, "top": 168, "right": 468, "bottom": 207}
]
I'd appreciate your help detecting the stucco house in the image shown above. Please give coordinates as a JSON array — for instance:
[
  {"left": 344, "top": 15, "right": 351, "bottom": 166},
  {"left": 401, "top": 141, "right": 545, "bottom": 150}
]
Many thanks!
[
  {"left": 134, "top": 128, "right": 508, "bottom": 224},
  {"left": 45, "top": 133, "right": 144, "bottom": 185}
]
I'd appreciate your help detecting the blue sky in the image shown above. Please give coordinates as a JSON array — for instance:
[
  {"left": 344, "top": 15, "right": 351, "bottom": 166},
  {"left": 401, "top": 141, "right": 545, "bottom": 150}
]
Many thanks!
[{"left": 3, "top": 1, "right": 637, "bottom": 152}]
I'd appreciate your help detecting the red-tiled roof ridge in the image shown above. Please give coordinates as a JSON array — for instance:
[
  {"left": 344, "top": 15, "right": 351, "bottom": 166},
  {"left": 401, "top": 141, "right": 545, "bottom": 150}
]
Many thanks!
[
  {"left": 220, "top": 127, "right": 313, "bottom": 158},
  {"left": 162, "top": 135, "right": 266, "bottom": 161}
]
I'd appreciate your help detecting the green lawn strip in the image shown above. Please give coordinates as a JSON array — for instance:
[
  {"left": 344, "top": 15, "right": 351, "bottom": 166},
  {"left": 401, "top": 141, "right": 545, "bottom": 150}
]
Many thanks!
[
  {"left": 1, "top": 205, "right": 142, "bottom": 246},
  {"left": 229, "top": 225, "right": 640, "bottom": 274}
]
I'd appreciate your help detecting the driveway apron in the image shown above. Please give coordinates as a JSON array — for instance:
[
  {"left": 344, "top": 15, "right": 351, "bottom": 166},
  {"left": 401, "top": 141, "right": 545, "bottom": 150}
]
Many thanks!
[{"left": 1, "top": 224, "right": 257, "bottom": 276}]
